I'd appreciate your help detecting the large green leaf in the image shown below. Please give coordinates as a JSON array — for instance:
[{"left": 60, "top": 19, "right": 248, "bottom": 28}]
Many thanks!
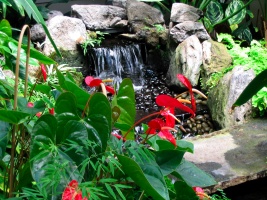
[
  {"left": 173, "top": 159, "right": 217, "bottom": 187},
  {"left": 233, "top": 69, "right": 267, "bottom": 108},
  {"left": 0, "top": 110, "right": 30, "bottom": 124},
  {"left": 55, "top": 92, "right": 77, "bottom": 115},
  {"left": 0, "top": 0, "right": 11, "bottom": 6},
  {"left": 174, "top": 181, "right": 198, "bottom": 200},
  {"left": 154, "top": 150, "right": 185, "bottom": 175},
  {"left": 225, "top": 0, "right": 246, "bottom": 25},
  {"left": 0, "top": 19, "right": 12, "bottom": 37},
  {"left": 117, "top": 154, "right": 169, "bottom": 200},
  {"left": 112, "top": 78, "right": 135, "bottom": 140},
  {"left": 0, "top": 121, "right": 10, "bottom": 160},
  {"left": 205, "top": 0, "right": 224, "bottom": 25},
  {"left": 86, "top": 93, "right": 111, "bottom": 151},
  {"left": 17, "top": 0, "right": 61, "bottom": 57}
]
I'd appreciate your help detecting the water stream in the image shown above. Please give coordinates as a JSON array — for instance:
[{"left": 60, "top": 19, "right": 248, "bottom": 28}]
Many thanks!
[{"left": 88, "top": 42, "right": 146, "bottom": 89}]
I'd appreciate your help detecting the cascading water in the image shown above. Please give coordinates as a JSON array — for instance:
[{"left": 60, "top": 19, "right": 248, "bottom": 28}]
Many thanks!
[{"left": 88, "top": 42, "right": 145, "bottom": 89}]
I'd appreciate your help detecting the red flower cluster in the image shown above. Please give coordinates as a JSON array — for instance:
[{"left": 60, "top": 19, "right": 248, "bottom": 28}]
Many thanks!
[
  {"left": 145, "top": 74, "right": 196, "bottom": 146},
  {"left": 62, "top": 180, "right": 88, "bottom": 200}
]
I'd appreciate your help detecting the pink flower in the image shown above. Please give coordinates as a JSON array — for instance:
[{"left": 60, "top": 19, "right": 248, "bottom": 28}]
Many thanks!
[
  {"left": 85, "top": 76, "right": 115, "bottom": 95},
  {"left": 40, "top": 64, "right": 47, "bottom": 82},
  {"left": 27, "top": 102, "right": 34, "bottom": 108},
  {"left": 193, "top": 187, "right": 210, "bottom": 200},
  {"left": 62, "top": 180, "right": 88, "bottom": 200},
  {"left": 36, "top": 112, "right": 42, "bottom": 118}
]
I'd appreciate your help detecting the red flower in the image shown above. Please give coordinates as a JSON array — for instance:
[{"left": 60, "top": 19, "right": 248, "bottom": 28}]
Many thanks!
[
  {"left": 156, "top": 94, "right": 195, "bottom": 117},
  {"left": 193, "top": 187, "right": 209, "bottom": 200},
  {"left": 36, "top": 112, "right": 42, "bottom": 118},
  {"left": 49, "top": 108, "right": 55, "bottom": 115},
  {"left": 146, "top": 118, "right": 177, "bottom": 146},
  {"left": 177, "top": 74, "right": 196, "bottom": 113},
  {"left": 62, "top": 180, "right": 88, "bottom": 200},
  {"left": 111, "top": 132, "right": 126, "bottom": 141},
  {"left": 40, "top": 64, "right": 47, "bottom": 82},
  {"left": 85, "top": 76, "right": 115, "bottom": 95}
]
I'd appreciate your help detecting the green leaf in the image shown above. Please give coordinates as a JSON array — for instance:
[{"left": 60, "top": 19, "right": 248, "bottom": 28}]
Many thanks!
[
  {"left": 174, "top": 181, "right": 198, "bottom": 200},
  {"left": 112, "top": 78, "right": 135, "bottom": 140},
  {"left": 17, "top": 97, "right": 46, "bottom": 115},
  {"left": 176, "top": 140, "right": 194, "bottom": 153},
  {"left": 117, "top": 154, "right": 169, "bottom": 200},
  {"left": 0, "top": 110, "right": 30, "bottom": 124},
  {"left": 34, "top": 84, "right": 51, "bottom": 96},
  {"left": 0, "top": 0, "right": 11, "bottom": 6},
  {"left": 64, "top": 81, "right": 90, "bottom": 110},
  {"left": 233, "top": 69, "right": 267, "bottom": 108},
  {"left": 86, "top": 93, "right": 111, "bottom": 151},
  {"left": 32, "top": 114, "right": 57, "bottom": 141},
  {"left": 205, "top": 1, "right": 224, "bottom": 25},
  {"left": 55, "top": 92, "right": 77, "bottom": 115},
  {"left": 0, "top": 121, "right": 10, "bottom": 160},
  {"left": 173, "top": 159, "right": 217, "bottom": 187},
  {"left": 0, "top": 19, "right": 12, "bottom": 37},
  {"left": 225, "top": 0, "right": 246, "bottom": 25},
  {"left": 156, "top": 140, "right": 175, "bottom": 151},
  {"left": 154, "top": 150, "right": 185, "bottom": 175}
]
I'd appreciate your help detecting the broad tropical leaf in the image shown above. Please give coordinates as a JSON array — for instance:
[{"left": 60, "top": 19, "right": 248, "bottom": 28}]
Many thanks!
[
  {"left": 117, "top": 153, "right": 169, "bottom": 200},
  {"left": 112, "top": 78, "right": 135, "bottom": 140},
  {"left": 225, "top": 0, "right": 246, "bottom": 25},
  {"left": 173, "top": 159, "right": 217, "bottom": 187},
  {"left": 0, "top": 110, "right": 30, "bottom": 124},
  {"left": 0, "top": 121, "right": 10, "bottom": 160},
  {"left": 205, "top": 1, "right": 224, "bottom": 25}
]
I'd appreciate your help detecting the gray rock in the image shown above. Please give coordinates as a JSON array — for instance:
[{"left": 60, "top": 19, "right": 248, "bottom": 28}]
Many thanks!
[
  {"left": 201, "top": 40, "right": 233, "bottom": 90},
  {"left": 127, "top": 0, "right": 164, "bottom": 32},
  {"left": 114, "top": 20, "right": 128, "bottom": 28},
  {"left": 43, "top": 16, "right": 87, "bottom": 55},
  {"left": 170, "top": 21, "right": 210, "bottom": 43},
  {"left": 30, "top": 10, "right": 63, "bottom": 42},
  {"left": 170, "top": 3, "right": 203, "bottom": 23},
  {"left": 71, "top": 5, "right": 126, "bottom": 30},
  {"left": 112, "top": 0, "right": 127, "bottom": 8},
  {"left": 167, "top": 35, "right": 202, "bottom": 88},
  {"left": 207, "top": 66, "right": 255, "bottom": 128}
]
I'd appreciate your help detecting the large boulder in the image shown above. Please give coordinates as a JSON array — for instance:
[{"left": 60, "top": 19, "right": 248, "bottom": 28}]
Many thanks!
[
  {"left": 170, "top": 3, "right": 203, "bottom": 23},
  {"left": 166, "top": 35, "right": 202, "bottom": 88},
  {"left": 126, "top": 0, "right": 166, "bottom": 47},
  {"left": 71, "top": 5, "right": 127, "bottom": 30},
  {"left": 207, "top": 66, "right": 255, "bottom": 128},
  {"left": 30, "top": 10, "right": 63, "bottom": 42},
  {"left": 170, "top": 21, "right": 210, "bottom": 43},
  {"left": 43, "top": 16, "right": 87, "bottom": 55},
  {"left": 201, "top": 40, "right": 233, "bottom": 90}
]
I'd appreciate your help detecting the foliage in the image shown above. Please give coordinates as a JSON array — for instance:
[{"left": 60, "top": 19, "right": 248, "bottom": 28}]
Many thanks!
[
  {"left": 203, "top": 0, "right": 254, "bottom": 43},
  {"left": 209, "top": 34, "right": 267, "bottom": 116},
  {"left": 0, "top": 61, "right": 218, "bottom": 199},
  {"left": 0, "top": 0, "right": 61, "bottom": 57},
  {"left": 81, "top": 31, "right": 109, "bottom": 55},
  {"left": 210, "top": 189, "right": 231, "bottom": 200}
]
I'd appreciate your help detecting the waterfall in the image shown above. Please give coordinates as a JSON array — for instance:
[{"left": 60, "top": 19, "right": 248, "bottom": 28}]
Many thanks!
[{"left": 88, "top": 43, "right": 146, "bottom": 89}]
